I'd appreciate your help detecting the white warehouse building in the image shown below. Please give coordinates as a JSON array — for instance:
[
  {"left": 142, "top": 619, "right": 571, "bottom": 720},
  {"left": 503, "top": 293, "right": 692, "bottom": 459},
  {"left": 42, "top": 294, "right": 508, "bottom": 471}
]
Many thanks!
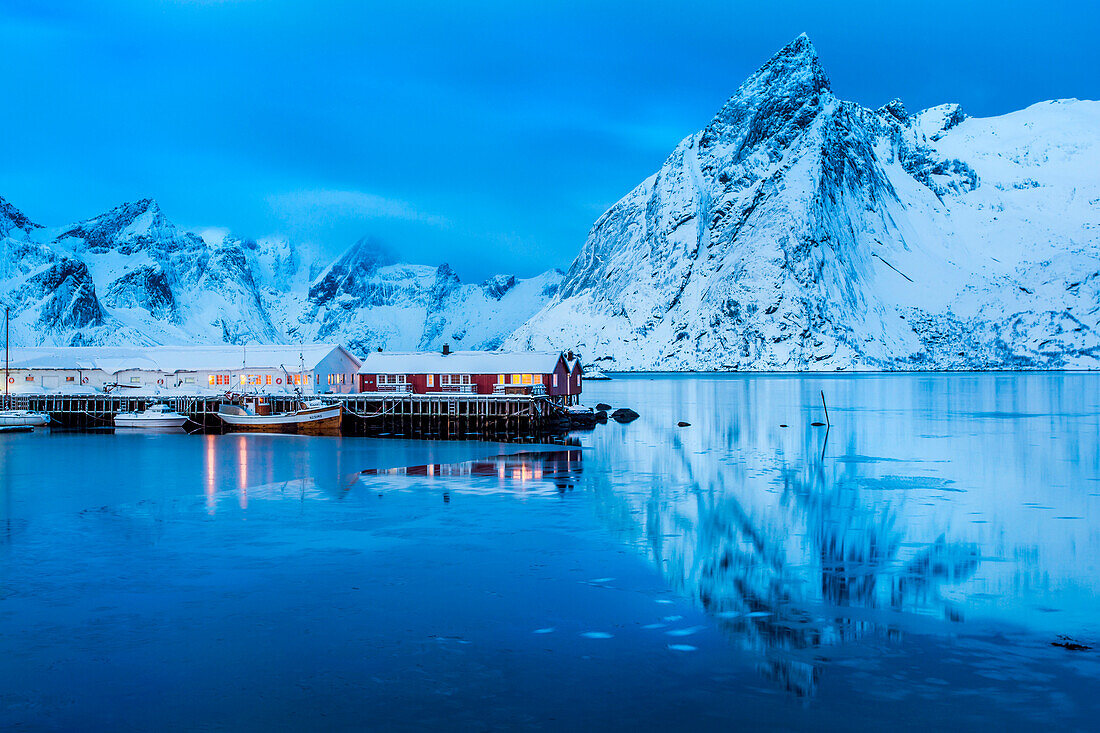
[{"left": 2, "top": 345, "right": 361, "bottom": 396}]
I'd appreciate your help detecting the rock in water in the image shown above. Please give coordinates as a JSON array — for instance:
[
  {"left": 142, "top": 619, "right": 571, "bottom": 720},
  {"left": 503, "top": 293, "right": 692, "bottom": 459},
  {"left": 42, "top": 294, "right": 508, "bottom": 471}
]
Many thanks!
[
  {"left": 612, "top": 408, "right": 640, "bottom": 423},
  {"left": 596, "top": 402, "right": 612, "bottom": 411},
  {"left": 677, "top": 421, "right": 691, "bottom": 427}
]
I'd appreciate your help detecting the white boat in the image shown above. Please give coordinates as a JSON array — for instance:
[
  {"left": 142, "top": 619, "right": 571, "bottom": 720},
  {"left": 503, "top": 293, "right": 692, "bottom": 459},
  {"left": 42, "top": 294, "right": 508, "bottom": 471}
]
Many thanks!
[
  {"left": 217, "top": 399, "right": 342, "bottom": 435},
  {"left": 0, "top": 409, "right": 51, "bottom": 427},
  {"left": 114, "top": 403, "right": 189, "bottom": 429}
]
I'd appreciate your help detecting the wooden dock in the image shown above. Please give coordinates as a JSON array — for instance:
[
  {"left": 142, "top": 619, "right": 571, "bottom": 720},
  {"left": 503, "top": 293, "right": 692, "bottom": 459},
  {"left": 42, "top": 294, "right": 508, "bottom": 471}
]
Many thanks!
[{"left": 0, "top": 392, "right": 565, "bottom": 441}]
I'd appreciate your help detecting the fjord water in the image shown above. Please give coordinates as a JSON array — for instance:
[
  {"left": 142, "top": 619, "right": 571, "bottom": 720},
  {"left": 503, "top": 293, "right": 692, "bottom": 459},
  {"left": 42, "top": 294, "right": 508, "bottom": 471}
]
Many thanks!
[{"left": 1, "top": 374, "right": 1098, "bottom": 730}]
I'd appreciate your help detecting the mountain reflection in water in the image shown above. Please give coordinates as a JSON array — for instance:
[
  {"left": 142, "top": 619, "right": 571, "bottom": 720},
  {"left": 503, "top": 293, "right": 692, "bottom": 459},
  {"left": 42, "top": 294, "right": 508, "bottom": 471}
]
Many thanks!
[{"left": 573, "top": 374, "right": 1099, "bottom": 698}]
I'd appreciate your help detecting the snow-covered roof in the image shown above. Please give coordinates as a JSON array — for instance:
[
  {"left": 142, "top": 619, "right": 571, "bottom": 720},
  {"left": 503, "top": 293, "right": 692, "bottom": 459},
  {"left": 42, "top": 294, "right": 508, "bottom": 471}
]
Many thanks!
[
  {"left": 358, "top": 350, "right": 565, "bottom": 375},
  {"left": 4, "top": 345, "right": 360, "bottom": 373}
]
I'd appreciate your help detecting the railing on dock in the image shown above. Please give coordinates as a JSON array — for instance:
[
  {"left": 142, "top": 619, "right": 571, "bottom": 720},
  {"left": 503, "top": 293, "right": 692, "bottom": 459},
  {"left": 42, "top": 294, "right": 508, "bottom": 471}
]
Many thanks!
[{"left": 1, "top": 391, "right": 565, "bottom": 442}]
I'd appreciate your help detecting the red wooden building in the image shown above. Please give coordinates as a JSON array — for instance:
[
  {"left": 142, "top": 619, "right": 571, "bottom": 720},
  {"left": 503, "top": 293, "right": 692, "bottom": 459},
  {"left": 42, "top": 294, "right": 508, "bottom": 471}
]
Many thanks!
[{"left": 357, "top": 349, "right": 582, "bottom": 404}]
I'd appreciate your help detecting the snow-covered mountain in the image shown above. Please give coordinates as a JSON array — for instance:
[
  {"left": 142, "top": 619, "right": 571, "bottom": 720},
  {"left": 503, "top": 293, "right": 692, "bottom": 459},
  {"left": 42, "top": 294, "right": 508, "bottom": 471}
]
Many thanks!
[
  {"left": 0, "top": 196, "right": 562, "bottom": 354},
  {"left": 507, "top": 34, "right": 1100, "bottom": 370}
]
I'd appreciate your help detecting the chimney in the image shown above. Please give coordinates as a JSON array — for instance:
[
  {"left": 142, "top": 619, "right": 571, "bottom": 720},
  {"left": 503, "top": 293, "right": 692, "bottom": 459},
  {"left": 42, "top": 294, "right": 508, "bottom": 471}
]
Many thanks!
[{"left": 442, "top": 343, "right": 450, "bottom": 356}]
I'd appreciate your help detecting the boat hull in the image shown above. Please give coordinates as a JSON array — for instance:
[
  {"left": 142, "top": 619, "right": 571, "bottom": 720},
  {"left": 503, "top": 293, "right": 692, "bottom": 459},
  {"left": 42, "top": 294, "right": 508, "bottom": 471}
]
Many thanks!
[
  {"left": 114, "top": 415, "right": 189, "bottom": 428},
  {"left": 0, "top": 411, "right": 51, "bottom": 427},
  {"left": 217, "top": 404, "right": 343, "bottom": 435}
]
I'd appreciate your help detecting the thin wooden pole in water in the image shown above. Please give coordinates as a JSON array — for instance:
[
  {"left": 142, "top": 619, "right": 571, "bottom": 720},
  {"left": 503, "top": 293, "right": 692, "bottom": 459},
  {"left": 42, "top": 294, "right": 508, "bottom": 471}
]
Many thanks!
[{"left": 820, "top": 390, "right": 830, "bottom": 427}]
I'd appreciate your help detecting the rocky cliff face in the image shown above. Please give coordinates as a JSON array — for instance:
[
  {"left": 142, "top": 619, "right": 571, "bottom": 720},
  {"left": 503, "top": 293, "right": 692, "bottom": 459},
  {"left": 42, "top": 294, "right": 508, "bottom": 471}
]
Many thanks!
[
  {"left": 0, "top": 197, "right": 561, "bottom": 352},
  {"left": 507, "top": 35, "right": 1100, "bottom": 370}
]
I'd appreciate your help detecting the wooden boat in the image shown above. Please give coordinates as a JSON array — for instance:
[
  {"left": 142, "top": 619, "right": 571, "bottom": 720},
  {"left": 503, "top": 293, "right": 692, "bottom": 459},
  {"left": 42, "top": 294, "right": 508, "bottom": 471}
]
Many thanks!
[
  {"left": 0, "top": 410, "right": 51, "bottom": 428},
  {"left": 114, "top": 403, "right": 189, "bottom": 429},
  {"left": 216, "top": 398, "right": 342, "bottom": 435}
]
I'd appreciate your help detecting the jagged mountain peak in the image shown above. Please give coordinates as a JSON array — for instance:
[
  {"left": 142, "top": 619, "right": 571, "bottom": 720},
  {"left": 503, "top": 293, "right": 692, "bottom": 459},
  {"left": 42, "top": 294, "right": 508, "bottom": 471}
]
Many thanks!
[
  {"left": 700, "top": 34, "right": 832, "bottom": 159},
  {"left": 57, "top": 197, "right": 200, "bottom": 256},
  {"left": 0, "top": 195, "right": 41, "bottom": 236},
  {"left": 721, "top": 34, "right": 828, "bottom": 109},
  {"left": 508, "top": 38, "right": 1100, "bottom": 372}
]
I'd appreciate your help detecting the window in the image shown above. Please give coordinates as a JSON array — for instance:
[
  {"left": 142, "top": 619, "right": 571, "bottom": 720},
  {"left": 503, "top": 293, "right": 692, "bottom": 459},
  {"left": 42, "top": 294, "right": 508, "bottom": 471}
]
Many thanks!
[
  {"left": 130, "top": 377, "right": 141, "bottom": 384},
  {"left": 553, "top": 374, "right": 558, "bottom": 388},
  {"left": 427, "top": 374, "right": 435, "bottom": 387},
  {"left": 512, "top": 374, "right": 521, "bottom": 384},
  {"left": 498, "top": 374, "right": 505, "bottom": 383},
  {"left": 185, "top": 377, "right": 195, "bottom": 384},
  {"left": 522, "top": 374, "right": 532, "bottom": 385},
  {"left": 533, "top": 374, "right": 542, "bottom": 384},
  {"left": 66, "top": 376, "right": 75, "bottom": 382},
  {"left": 265, "top": 375, "right": 271, "bottom": 385},
  {"left": 24, "top": 375, "right": 33, "bottom": 382}
]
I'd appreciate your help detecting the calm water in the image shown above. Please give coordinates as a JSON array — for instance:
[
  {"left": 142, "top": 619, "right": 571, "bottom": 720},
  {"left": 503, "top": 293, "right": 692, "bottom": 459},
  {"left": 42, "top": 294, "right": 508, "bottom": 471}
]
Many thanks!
[{"left": 1, "top": 374, "right": 1099, "bottom": 730}]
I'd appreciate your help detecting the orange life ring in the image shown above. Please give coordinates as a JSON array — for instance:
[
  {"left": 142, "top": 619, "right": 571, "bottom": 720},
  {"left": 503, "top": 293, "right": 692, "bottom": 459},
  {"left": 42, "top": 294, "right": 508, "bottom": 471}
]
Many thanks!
[
  {"left": 81, "top": 376, "right": 88, "bottom": 384},
  {"left": 157, "top": 378, "right": 164, "bottom": 385},
  {"left": 276, "top": 377, "right": 282, "bottom": 384}
]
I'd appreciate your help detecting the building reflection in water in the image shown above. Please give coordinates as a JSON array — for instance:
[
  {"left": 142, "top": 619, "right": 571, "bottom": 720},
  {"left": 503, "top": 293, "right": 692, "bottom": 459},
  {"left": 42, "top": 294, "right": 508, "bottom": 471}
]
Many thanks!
[
  {"left": 361, "top": 450, "right": 583, "bottom": 496},
  {"left": 237, "top": 436, "right": 248, "bottom": 510},
  {"left": 204, "top": 434, "right": 217, "bottom": 516}
]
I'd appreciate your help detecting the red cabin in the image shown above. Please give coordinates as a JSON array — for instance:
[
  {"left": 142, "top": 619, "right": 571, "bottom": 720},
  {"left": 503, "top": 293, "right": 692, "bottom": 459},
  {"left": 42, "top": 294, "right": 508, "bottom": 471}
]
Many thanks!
[{"left": 357, "top": 349, "right": 582, "bottom": 404}]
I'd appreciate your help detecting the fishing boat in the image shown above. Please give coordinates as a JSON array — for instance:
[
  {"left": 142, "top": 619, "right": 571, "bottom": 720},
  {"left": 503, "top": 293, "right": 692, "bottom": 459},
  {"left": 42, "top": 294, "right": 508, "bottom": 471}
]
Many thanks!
[
  {"left": 216, "top": 398, "right": 342, "bottom": 435},
  {"left": 114, "top": 403, "right": 189, "bottom": 429},
  {"left": 0, "top": 410, "right": 51, "bottom": 428}
]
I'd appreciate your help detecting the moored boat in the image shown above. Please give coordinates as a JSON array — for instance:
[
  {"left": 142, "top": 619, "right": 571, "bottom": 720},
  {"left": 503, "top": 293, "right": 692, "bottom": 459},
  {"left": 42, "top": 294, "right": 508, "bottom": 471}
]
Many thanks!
[
  {"left": 114, "top": 403, "right": 189, "bottom": 429},
  {"left": 0, "top": 410, "right": 51, "bottom": 428},
  {"left": 216, "top": 399, "right": 342, "bottom": 435}
]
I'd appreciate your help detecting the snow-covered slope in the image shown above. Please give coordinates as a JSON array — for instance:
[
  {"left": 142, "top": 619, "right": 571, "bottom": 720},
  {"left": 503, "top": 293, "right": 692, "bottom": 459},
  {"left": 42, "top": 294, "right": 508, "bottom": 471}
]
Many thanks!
[
  {"left": 0, "top": 197, "right": 561, "bottom": 353},
  {"left": 507, "top": 35, "right": 1100, "bottom": 370}
]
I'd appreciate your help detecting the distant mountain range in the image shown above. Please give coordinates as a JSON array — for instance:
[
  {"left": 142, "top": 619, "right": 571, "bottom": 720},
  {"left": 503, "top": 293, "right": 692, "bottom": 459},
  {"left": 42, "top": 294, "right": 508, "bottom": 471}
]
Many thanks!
[
  {"left": 3, "top": 34, "right": 1098, "bottom": 369},
  {"left": 0, "top": 196, "right": 562, "bottom": 355},
  {"left": 507, "top": 35, "right": 1100, "bottom": 370}
]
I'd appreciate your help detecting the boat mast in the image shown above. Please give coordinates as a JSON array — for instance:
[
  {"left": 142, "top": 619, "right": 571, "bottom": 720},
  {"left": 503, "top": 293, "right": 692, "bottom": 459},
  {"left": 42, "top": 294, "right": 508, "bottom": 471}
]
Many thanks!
[{"left": 4, "top": 307, "right": 9, "bottom": 407}]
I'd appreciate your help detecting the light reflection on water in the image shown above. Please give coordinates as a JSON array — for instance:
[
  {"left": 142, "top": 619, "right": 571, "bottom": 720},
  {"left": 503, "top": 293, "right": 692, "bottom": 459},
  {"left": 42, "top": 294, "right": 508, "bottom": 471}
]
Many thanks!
[{"left": 0, "top": 373, "right": 1098, "bottom": 729}]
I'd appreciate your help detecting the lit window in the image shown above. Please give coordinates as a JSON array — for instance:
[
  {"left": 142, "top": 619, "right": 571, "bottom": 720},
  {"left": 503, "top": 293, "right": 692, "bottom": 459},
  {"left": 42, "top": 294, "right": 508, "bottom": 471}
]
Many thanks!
[
  {"left": 553, "top": 374, "right": 558, "bottom": 387},
  {"left": 428, "top": 374, "right": 435, "bottom": 387},
  {"left": 498, "top": 374, "right": 505, "bottom": 383},
  {"left": 533, "top": 374, "right": 542, "bottom": 384},
  {"left": 265, "top": 375, "right": 271, "bottom": 385},
  {"left": 25, "top": 375, "right": 34, "bottom": 381},
  {"left": 522, "top": 374, "right": 532, "bottom": 384},
  {"left": 130, "top": 377, "right": 140, "bottom": 384},
  {"left": 512, "top": 374, "right": 521, "bottom": 384},
  {"left": 66, "top": 376, "right": 75, "bottom": 382}
]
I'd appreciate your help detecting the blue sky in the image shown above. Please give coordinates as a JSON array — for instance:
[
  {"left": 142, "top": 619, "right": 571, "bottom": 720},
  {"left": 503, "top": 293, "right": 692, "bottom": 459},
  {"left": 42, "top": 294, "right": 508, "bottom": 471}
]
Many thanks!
[{"left": 1, "top": 0, "right": 1097, "bottom": 281}]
